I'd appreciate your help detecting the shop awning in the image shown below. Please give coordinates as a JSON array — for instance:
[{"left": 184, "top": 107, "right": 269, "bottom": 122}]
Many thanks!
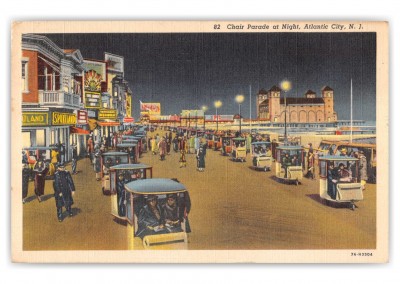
[
  {"left": 70, "top": 126, "right": 90, "bottom": 135},
  {"left": 97, "top": 121, "right": 121, "bottom": 126}
]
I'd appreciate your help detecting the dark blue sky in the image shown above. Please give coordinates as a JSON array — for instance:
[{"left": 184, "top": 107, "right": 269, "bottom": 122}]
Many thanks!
[{"left": 44, "top": 32, "right": 376, "bottom": 121}]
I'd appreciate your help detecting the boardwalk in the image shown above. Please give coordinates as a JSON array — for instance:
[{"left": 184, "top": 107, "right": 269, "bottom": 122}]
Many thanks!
[{"left": 23, "top": 131, "right": 376, "bottom": 250}]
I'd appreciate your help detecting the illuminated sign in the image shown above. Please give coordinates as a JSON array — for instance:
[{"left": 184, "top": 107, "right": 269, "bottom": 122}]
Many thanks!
[
  {"left": 98, "top": 109, "right": 117, "bottom": 121},
  {"left": 126, "top": 95, "right": 132, "bottom": 117},
  {"left": 77, "top": 110, "right": 88, "bottom": 125},
  {"left": 181, "top": 110, "right": 204, "bottom": 118},
  {"left": 169, "top": 115, "right": 180, "bottom": 122},
  {"left": 84, "top": 60, "right": 106, "bottom": 94},
  {"left": 205, "top": 115, "right": 234, "bottom": 121},
  {"left": 84, "top": 92, "right": 101, "bottom": 108},
  {"left": 84, "top": 70, "right": 102, "bottom": 92},
  {"left": 123, "top": 117, "right": 135, "bottom": 123},
  {"left": 52, "top": 112, "right": 77, "bottom": 126},
  {"left": 22, "top": 112, "right": 49, "bottom": 126},
  {"left": 140, "top": 102, "right": 161, "bottom": 115},
  {"left": 105, "top": 53, "right": 124, "bottom": 73},
  {"left": 149, "top": 115, "right": 180, "bottom": 122}
]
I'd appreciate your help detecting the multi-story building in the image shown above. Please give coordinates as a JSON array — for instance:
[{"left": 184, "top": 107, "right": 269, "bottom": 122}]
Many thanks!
[
  {"left": 83, "top": 53, "right": 134, "bottom": 144},
  {"left": 257, "top": 85, "right": 337, "bottom": 123},
  {"left": 21, "top": 34, "right": 85, "bottom": 160}
]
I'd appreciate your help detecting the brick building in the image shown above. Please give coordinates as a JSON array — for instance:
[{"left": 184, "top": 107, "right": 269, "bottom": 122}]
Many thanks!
[
  {"left": 257, "top": 85, "right": 337, "bottom": 123},
  {"left": 21, "top": 34, "right": 85, "bottom": 159}
]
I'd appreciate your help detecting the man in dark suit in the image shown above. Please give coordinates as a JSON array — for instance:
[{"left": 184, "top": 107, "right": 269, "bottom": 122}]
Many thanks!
[
  {"left": 53, "top": 163, "right": 76, "bottom": 222},
  {"left": 136, "top": 195, "right": 167, "bottom": 238},
  {"left": 327, "top": 163, "right": 340, "bottom": 199}
]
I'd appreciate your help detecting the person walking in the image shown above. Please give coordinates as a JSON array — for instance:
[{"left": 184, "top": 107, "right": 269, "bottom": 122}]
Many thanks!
[
  {"left": 194, "top": 136, "right": 200, "bottom": 155},
  {"left": 22, "top": 163, "right": 30, "bottom": 204},
  {"left": 148, "top": 137, "right": 152, "bottom": 152},
  {"left": 94, "top": 151, "right": 101, "bottom": 181},
  {"left": 158, "top": 137, "right": 167, "bottom": 161},
  {"left": 87, "top": 136, "right": 94, "bottom": 162},
  {"left": 166, "top": 136, "right": 171, "bottom": 155},
  {"left": 246, "top": 134, "right": 252, "bottom": 154},
  {"left": 33, "top": 160, "right": 48, "bottom": 202},
  {"left": 53, "top": 163, "right": 76, "bottom": 222},
  {"left": 71, "top": 144, "right": 78, "bottom": 175},
  {"left": 172, "top": 135, "right": 179, "bottom": 153},
  {"left": 305, "top": 151, "right": 315, "bottom": 179},
  {"left": 51, "top": 147, "right": 59, "bottom": 168},
  {"left": 112, "top": 133, "right": 118, "bottom": 149},
  {"left": 151, "top": 137, "right": 157, "bottom": 155},
  {"left": 179, "top": 149, "right": 187, "bottom": 168},
  {"left": 327, "top": 162, "right": 339, "bottom": 199},
  {"left": 116, "top": 172, "right": 127, "bottom": 217},
  {"left": 197, "top": 141, "right": 206, "bottom": 172},
  {"left": 358, "top": 151, "right": 368, "bottom": 190}
]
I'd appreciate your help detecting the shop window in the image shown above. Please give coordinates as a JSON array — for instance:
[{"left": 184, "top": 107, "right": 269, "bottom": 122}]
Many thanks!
[
  {"left": 21, "top": 60, "right": 29, "bottom": 92},
  {"left": 52, "top": 71, "right": 56, "bottom": 91},
  {"left": 22, "top": 132, "right": 31, "bottom": 148},
  {"left": 36, "top": 129, "right": 46, "bottom": 146}
]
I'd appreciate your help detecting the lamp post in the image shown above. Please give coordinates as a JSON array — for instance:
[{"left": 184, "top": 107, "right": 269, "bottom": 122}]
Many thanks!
[
  {"left": 202, "top": 105, "right": 208, "bottom": 131},
  {"left": 195, "top": 110, "right": 198, "bottom": 134},
  {"left": 235, "top": 94, "right": 245, "bottom": 134},
  {"left": 280, "top": 80, "right": 292, "bottom": 144},
  {"left": 214, "top": 100, "right": 222, "bottom": 132}
]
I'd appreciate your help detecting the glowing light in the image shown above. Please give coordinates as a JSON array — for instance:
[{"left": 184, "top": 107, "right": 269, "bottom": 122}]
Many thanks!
[
  {"left": 280, "top": 80, "right": 292, "bottom": 92},
  {"left": 214, "top": 100, "right": 222, "bottom": 108},
  {"left": 235, "top": 94, "right": 245, "bottom": 104}
]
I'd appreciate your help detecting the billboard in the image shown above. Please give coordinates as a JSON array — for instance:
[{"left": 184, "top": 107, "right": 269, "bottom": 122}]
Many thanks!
[
  {"left": 205, "top": 115, "right": 234, "bottom": 121},
  {"left": 83, "top": 60, "right": 106, "bottom": 92},
  {"left": 105, "top": 52, "right": 124, "bottom": 73},
  {"left": 77, "top": 110, "right": 88, "bottom": 125},
  {"left": 149, "top": 115, "right": 180, "bottom": 122},
  {"left": 84, "top": 92, "right": 101, "bottom": 108},
  {"left": 140, "top": 102, "right": 161, "bottom": 115},
  {"left": 52, "top": 112, "right": 77, "bottom": 126},
  {"left": 98, "top": 109, "right": 117, "bottom": 121},
  {"left": 83, "top": 60, "right": 106, "bottom": 109},
  {"left": 126, "top": 95, "right": 132, "bottom": 117},
  {"left": 22, "top": 112, "right": 49, "bottom": 126},
  {"left": 181, "top": 110, "right": 204, "bottom": 118}
]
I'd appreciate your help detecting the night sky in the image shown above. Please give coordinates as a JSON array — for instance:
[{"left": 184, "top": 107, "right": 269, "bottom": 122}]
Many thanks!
[{"left": 43, "top": 32, "right": 376, "bottom": 121}]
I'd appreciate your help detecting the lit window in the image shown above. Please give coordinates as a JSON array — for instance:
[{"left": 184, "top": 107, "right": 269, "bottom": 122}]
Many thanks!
[{"left": 21, "top": 60, "right": 29, "bottom": 92}]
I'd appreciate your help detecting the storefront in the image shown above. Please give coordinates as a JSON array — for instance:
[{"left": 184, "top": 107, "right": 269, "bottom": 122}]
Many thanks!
[
  {"left": 22, "top": 110, "right": 76, "bottom": 161},
  {"left": 22, "top": 111, "right": 52, "bottom": 159},
  {"left": 52, "top": 111, "right": 77, "bottom": 161},
  {"left": 98, "top": 109, "right": 120, "bottom": 139},
  {"left": 70, "top": 110, "right": 90, "bottom": 157}
]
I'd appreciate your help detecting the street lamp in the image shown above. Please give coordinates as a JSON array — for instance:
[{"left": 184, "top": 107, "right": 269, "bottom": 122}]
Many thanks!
[
  {"left": 195, "top": 110, "right": 198, "bottom": 133},
  {"left": 280, "top": 80, "right": 292, "bottom": 144},
  {"left": 235, "top": 94, "right": 245, "bottom": 134},
  {"left": 202, "top": 105, "right": 208, "bottom": 131},
  {"left": 214, "top": 100, "right": 222, "bottom": 132}
]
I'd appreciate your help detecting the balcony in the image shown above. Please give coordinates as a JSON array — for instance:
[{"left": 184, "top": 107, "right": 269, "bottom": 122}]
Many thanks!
[{"left": 38, "top": 90, "right": 81, "bottom": 109}]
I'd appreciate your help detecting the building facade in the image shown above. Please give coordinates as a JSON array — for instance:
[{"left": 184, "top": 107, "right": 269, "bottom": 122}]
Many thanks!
[
  {"left": 21, "top": 34, "right": 85, "bottom": 160},
  {"left": 257, "top": 85, "right": 337, "bottom": 123},
  {"left": 22, "top": 35, "right": 135, "bottom": 158}
]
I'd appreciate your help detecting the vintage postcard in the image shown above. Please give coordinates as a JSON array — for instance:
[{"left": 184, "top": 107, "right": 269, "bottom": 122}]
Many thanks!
[{"left": 11, "top": 21, "right": 388, "bottom": 263}]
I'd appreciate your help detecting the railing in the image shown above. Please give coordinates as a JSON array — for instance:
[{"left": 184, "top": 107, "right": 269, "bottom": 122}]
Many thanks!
[{"left": 39, "top": 90, "right": 81, "bottom": 109}]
